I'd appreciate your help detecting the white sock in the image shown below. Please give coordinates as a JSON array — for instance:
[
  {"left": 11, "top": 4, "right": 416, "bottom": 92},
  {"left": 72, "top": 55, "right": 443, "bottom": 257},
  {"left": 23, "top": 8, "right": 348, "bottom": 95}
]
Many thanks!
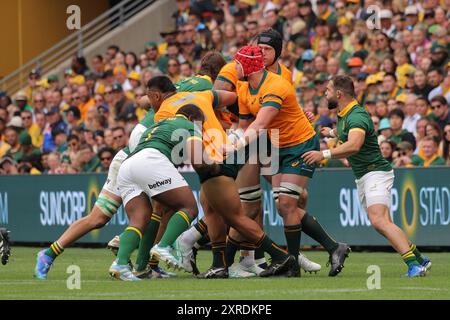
[
  {"left": 239, "top": 250, "right": 255, "bottom": 267},
  {"left": 179, "top": 227, "right": 202, "bottom": 248}
]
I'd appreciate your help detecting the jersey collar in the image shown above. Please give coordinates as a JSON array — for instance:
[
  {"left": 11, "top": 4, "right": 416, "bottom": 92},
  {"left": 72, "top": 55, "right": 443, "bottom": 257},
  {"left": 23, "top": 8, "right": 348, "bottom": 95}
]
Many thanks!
[
  {"left": 198, "top": 74, "right": 212, "bottom": 84},
  {"left": 249, "top": 70, "right": 268, "bottom": 95},
  {"left": 338, "top": 99, "right": 359, "bottom": 118},
  {"left": 175, "top": 114, "right": 188, "bottom": 119}
]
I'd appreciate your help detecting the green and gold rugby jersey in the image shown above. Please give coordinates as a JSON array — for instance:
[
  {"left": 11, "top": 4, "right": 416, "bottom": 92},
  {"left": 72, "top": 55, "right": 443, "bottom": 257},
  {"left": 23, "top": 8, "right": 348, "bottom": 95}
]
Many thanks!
[
  {"left": 130, "top": 114, "right": 202, "bottom": 165},
  {"left": 175, "top": 75, "right": 213, "bottom": 92},
  {"left": 123, "top": 109, "right": 155, "bottom": 155},
  {"left": 336, "top": 100, "right": 392, "bottom": 179}
]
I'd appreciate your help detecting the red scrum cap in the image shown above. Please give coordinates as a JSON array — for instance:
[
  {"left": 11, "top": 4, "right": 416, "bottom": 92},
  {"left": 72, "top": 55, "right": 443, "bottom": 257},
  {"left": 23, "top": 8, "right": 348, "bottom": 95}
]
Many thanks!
[{"left": 234, "top": 46, "right": 264, "bottom": 77}]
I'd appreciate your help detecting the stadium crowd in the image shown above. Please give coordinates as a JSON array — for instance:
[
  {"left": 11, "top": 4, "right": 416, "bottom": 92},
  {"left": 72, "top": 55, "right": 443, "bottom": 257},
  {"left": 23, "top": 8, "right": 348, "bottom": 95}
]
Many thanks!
[{"left": 0, "top": 0, "right": 449, "bottom": 175}]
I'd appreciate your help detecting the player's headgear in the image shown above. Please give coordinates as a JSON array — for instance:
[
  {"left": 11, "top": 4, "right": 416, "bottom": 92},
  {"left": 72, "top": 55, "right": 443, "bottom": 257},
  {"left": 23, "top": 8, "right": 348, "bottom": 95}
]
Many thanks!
[
  {"left": 234, "top": 46, "right": 264, "bottom": 77},
  {"left": 257, "top": 28, "right": 283, "bottom": 66}
]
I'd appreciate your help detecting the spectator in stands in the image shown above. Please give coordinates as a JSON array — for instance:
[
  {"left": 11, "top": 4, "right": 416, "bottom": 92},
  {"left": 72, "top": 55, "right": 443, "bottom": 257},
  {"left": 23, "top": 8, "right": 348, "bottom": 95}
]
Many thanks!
[
  {"left": 0, "top": 157, "right": 18, "bottom": 175},
  {"left": 46, "top": 152, "right": 63, "bottom": 174},
  {"left": 78, "top": 144, "right": 100, "bottom": 173},
  {"left": 180, "top": 62, "right": 194, "bottom": 78},
  {"left": 97, "top": 147, "right": 115, "bottom": 172},
  {"left": 65, "top": 106, "right": 82, "bottom": 134},
  {"left": 430, "top": 95, "right": 450, "bottom": 130},
  {"left": 167, "top": 58, "right": 182, "bottom": 83},
  {"left": 103, "top": 128, "right": 114, "bottom": 148},
  {"left": 380, "top": 140, "right": 397, "bottom": 165},
  {"left": 125, "top": 52, "right": 140, "bottom": 73},
  {"left": 91, "top": 55, "right": 105, "bottom": 78},
  {"left": 415, "top": 96, "right": 431, "bottom": 117},
  {"left": 427, "top": 68, "right": 446, "bottom": 101},
  {"left": 52, "top": 128, "right": 67, "bottom": 154},
  {"left": 42, "top": 107, "right": 67, "bottom": 153},
  {"left": 418, "top": 136, "right": 446, "bottom": 166},
  {"left": 403, "top": 94, "right": 421, "bottom": 136},
  {"left": 415, "top": 117, "right": 430, "bottom": 154},
  {"left": 14, "top": 132, "right": 41, "bottom": 163},
  {"left": 24, "top": 69, "right": 41, "bottom": 101},
  {"left": 145, "top": 42, "right": 169, "bottom": 74},
  {"left": 4, "top": 127, "right": 20, "bottom": 160},
  {"left": 111, "top": 126, "right": 128, "bottom": 151},
  {"left": 15, "top": 91, "right": 33, "bottom": 113},
  {"left": 112, "top": 84, "right": 135, "bottom": 121},
  {"left": 389, "top": 109, "right": 416, "bottom": 149},
  {"left": 21, "top": 110, "right": 41, "bottom": 148},
  {"left": 77, "top": 85, "right": 95, "bottom": 121},
  {"left": 394, "top": 141, "right": 419, "bottom": 167}
]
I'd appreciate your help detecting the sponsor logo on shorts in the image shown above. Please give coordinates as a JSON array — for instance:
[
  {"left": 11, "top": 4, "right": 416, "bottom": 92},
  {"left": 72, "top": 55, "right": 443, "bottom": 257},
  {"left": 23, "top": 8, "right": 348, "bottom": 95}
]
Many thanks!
[
  {"left": 148, "top": 178, "right": 172, "bottom": 190},
  {"left": 123, "top": 188, "right": 136, "bottom": 198},
  {"left": 291, "top": 160, "right": 300, "bottom": 167}
]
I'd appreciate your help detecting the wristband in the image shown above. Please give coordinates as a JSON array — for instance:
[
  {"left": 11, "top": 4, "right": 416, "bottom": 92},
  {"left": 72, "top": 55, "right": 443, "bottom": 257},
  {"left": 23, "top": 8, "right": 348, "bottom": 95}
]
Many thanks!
[{"left": 322, "top": 149, "right": 332, "bottom": 160}]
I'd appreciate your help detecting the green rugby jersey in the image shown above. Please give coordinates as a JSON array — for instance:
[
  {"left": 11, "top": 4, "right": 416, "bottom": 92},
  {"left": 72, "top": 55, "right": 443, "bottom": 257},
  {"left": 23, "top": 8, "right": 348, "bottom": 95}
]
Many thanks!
[
  {"left": 131, "top": 114, "right": 202, "bottom": 165},
  {"left": 175, "top": 75, "right": 213, "bottom": 92},
  {"left": 336, "top": 100, "right": 392, "bottom": 179},
  {"left": 122, "top": 109, "right": 155, "bottom": 155}
]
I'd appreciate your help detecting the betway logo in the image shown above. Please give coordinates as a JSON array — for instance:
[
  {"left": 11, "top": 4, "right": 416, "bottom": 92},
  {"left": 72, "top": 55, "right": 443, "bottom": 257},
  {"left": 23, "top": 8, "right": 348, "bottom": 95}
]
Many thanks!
[{"left": 148, "top": 178, "right": 172, "bottom": 190}]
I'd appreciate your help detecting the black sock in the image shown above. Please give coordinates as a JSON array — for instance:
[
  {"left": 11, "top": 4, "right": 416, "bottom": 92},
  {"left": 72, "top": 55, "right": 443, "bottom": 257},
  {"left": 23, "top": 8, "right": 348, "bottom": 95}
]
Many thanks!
[
  {"left": 212, "top": 242, "right": 227, "bottom": 268},
  {"left": 197, "top": 234, "right": 211, "bottom": 247},
  {"left": 254, "top": 247, "right": 265, "bottom": 260},
  {"left": 284, "top": 224, "right": 302, "bottom": 260},
  {"left": 301, "top": 213, "right": 338, "bottom": 254},
  {"left": 256, "top": 234, "right": 287, "bottom": 262},
  {"left": 225, "top": 237, "right": 240, "bottom": 266},
  {"left": 194, "top": 218, "right": 209, "bottom": 238}
]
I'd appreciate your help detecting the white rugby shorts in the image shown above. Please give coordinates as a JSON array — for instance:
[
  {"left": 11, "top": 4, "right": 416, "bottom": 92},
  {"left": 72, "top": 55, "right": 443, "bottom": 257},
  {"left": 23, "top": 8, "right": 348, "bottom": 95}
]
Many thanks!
[
  {"left": 117, "top": 148, "right": 188, "bottom": 206},
  {"left": 355, "top": 170, "right": 394, "bottom": 210}
]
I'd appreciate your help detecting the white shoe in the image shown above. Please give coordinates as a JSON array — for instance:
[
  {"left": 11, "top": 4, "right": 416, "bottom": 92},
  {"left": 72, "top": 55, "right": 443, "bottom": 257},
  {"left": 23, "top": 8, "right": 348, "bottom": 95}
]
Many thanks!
[
  {"left": 173, "top": 236, "right": 193, "bottom": 273},
  {"left": 150, "top": 244, "right": 181, "bottom": 270},
  {"left": 107, "top": 235, "right": 120, "bottom": 256},
  {"left": 229, "top": 263, "right": 257, "bottom": 278},
  {"left": 298, "top": 252, "right": 321, "bottom": 273},
  {"left": 109, "top": 260, "right": 141, "bottom": 281}
]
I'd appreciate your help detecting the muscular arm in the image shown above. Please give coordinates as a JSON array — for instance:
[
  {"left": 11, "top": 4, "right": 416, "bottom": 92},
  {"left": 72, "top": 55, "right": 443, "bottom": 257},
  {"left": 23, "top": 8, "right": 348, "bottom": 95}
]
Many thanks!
[
  {"left": 330, "top": 129, "right": 365, "bottom": 159},
  {"left": 239, "top": 106, "right": 279, "bottom": 146},
  {"left": 215, "top": 90, "right": 237, "bottom": 109},
  {"left": 213, "top": 79, "right": 234, "bottom": 92}
]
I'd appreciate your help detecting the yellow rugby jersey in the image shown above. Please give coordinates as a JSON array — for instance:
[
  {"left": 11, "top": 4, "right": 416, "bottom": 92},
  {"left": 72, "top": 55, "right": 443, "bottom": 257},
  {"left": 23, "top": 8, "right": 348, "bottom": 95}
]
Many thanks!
[
  {"left": 154, "top": 90, "right": 228, "bottom": 161},
  {"left": 237, "top": 70, "right": 315, "bottom": 148},
  {"left": 217, "top": 61, "right": 293, "bottom": 88}
]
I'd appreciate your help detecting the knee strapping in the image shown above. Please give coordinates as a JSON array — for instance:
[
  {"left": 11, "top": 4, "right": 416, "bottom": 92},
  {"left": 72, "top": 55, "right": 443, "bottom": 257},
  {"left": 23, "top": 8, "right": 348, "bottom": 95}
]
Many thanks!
[
  {"left": 279, "top": 182, "right": 304, "bottom": 200},
  {"left": 239, "top": 185, "right": 262, "bottom": 202},
  {"left": 96, "top": 193, "right": 120, "bottom": 217}
]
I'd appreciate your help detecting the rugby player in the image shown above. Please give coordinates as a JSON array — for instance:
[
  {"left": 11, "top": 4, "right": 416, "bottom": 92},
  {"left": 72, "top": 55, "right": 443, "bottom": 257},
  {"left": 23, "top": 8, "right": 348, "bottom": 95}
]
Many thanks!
[
  {"left": 302, "top": 75, "right": 431, "bottom": 277},
  {"left": 232, "top": 45, "right": 350, "bottom": 277},
  {"left": 34, "top": 100, "right": 158, "bottom": 280},
  {"left": 110, "top": 105, "right": 206, "bottom": 280}
]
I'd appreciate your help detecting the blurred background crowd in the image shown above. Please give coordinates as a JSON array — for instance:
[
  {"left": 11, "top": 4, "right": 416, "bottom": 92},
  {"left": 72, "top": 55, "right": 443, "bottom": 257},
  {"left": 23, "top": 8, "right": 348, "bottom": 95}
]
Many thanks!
[{"left": 0, "top": 0, "right": 449, "bottom": 175}]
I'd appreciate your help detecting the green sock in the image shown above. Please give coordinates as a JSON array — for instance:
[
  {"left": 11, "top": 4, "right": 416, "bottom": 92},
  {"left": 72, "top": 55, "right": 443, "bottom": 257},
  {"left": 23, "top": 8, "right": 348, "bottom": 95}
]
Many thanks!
[
  {"left": 401, "top": 249, "right": 420, "bottom": 267},
  {"left": 256, "top": 234, "right": 287, "bottom": 262},
  {"left": 410, "top": 243, "right": 424, "bottom": 264},
  {"left": 117, "top": 227, "right": 142, "bottom": 265},
  {"left": 45, "top": 241, "right": 64, "bottom": 259},
  {"left": 212, "top": 242, "right": 227, "bottom": 268},
  {"left": 159, "top": 211, "right": 192, "bottom": 247},
  {"left": 284, "top": 224, "right": 302, "bottom": 260},
  {"left": 301, "top": 213, "right": 338, "bottom": 254},
  {"left": 135, "top": 213, "right": 161, "bottom": 271}
]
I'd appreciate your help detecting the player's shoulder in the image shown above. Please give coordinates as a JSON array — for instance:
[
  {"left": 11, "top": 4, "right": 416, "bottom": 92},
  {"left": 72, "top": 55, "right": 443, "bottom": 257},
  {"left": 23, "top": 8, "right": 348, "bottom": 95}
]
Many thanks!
[{"left": 262, "top": 71, "right": 293, "bottom": 94}]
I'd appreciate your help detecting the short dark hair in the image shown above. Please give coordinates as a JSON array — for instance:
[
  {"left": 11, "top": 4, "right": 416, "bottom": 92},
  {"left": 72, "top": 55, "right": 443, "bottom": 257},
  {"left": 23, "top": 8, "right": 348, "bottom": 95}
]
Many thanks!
[
  {"left": 111, "top": 126, "right": 126, "bottom": 134},
  {"left": 428, "top": 67, "right": 443, "bottom": 76},
  {"left": 146, "top": 76, "right": 176, "bottom": 93},
  {"left": 98, "top": 146, "right": 115, "bottom": 158},
  {"left": 331, "top": 75, "right": 355, "bottom": 97},
  {"left": 177, "top": 104, "right": 205, "bottom": 122},
  {"left": 389, "top": 108, "right": 405, "bottom": 120},
  {"left": 198, "top": 51, "right": 227, "bottom": 81},
  {"left": 67, "top": 134, "right": 79, "bottom": 142},
  {"left": 384, "top": 72, "right": 397, "bottom": 81},
  {"left": 430, "top": 95, "right": 448, "bottom": 107}
]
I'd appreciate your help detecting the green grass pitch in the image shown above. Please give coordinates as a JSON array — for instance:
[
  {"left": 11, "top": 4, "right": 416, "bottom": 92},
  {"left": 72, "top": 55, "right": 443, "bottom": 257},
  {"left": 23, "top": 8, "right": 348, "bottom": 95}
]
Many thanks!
[{"left": 1, "top": 247, "right": 449, "bottom": 300}]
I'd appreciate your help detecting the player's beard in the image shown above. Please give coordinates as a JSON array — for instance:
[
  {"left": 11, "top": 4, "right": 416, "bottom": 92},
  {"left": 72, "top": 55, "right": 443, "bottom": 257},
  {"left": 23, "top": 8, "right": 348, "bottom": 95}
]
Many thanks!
[{"left": 327, "top": 98, "right": 338, "bottom": 110}]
